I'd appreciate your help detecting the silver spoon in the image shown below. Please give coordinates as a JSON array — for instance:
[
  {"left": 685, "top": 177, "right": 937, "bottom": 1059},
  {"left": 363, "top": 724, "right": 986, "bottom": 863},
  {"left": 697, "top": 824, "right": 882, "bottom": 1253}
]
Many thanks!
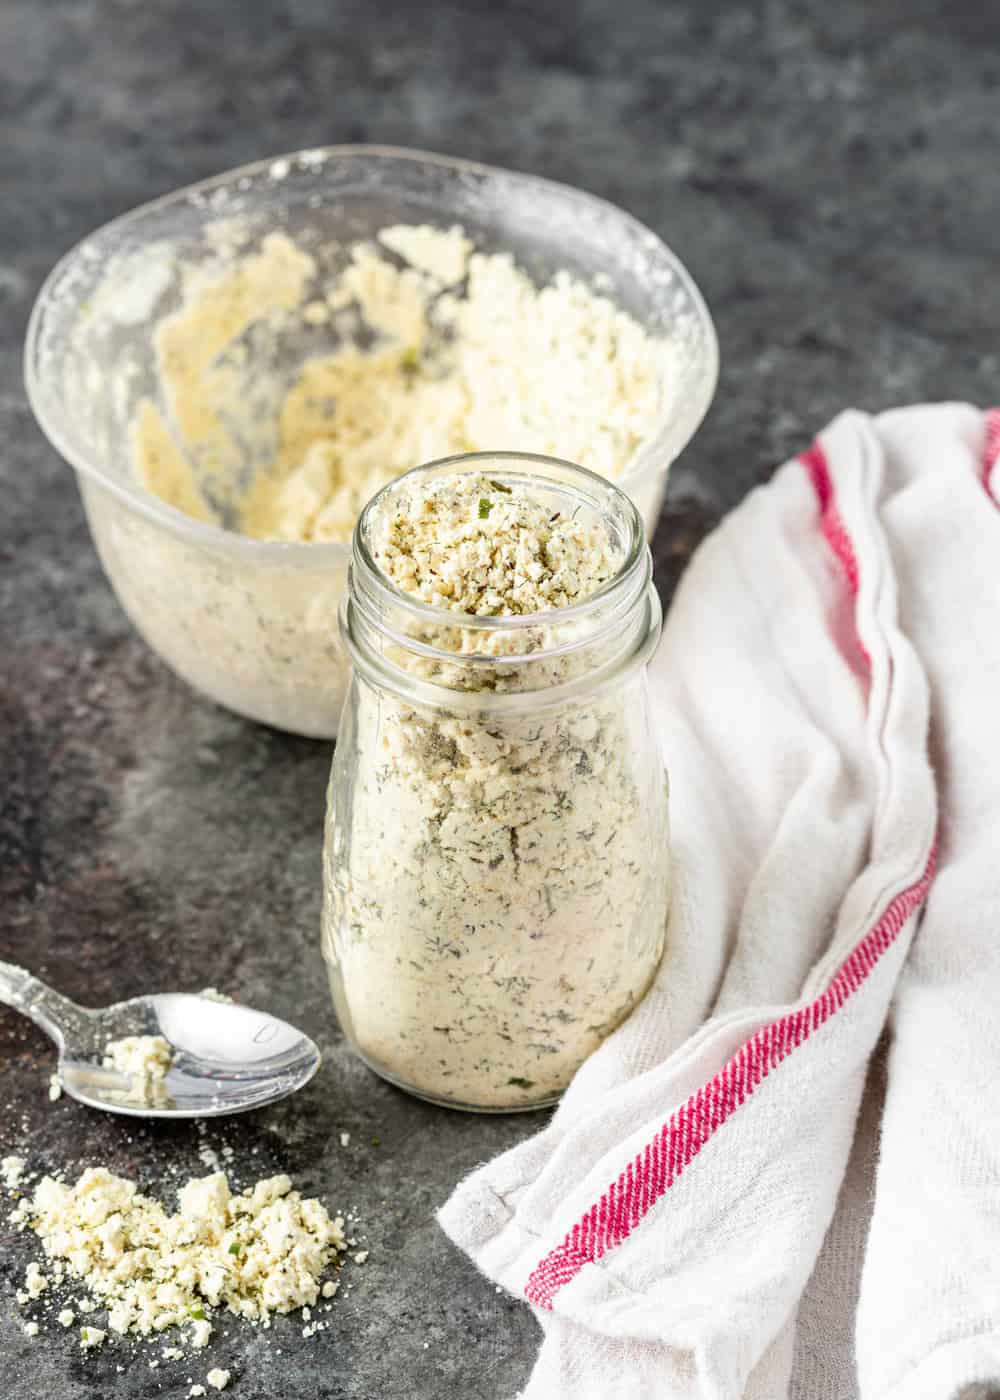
[{"left": 0, "top": 962, "right": 321, "bottom": 1119}]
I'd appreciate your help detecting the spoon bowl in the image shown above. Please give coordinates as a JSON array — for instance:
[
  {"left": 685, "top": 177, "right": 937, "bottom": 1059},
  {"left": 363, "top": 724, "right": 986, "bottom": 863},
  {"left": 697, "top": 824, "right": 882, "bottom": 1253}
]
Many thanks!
[{"left": 0, "top": 962, "right": 321, "bottom": 1119}]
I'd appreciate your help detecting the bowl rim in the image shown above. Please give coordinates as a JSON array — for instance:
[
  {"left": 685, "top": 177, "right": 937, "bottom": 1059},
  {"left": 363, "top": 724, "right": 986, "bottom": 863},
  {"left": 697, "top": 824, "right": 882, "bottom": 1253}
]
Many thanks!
[{"left": 24, "top": 142, "right": 719, "bottom": 563}]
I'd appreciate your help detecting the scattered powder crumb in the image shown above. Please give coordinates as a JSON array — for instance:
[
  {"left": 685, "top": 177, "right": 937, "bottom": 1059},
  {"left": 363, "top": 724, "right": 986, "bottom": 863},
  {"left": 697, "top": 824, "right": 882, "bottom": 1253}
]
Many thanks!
[
  {"left": 190, "top": 1387, "right": 207, "bottom": 1398},
  {"left": 2, "top": 1155, "right": 25, "bottom": 1189},
  {"left": 190, "top": 1319, "right": 212, "bottom": 1349},
  {"left": 48, "top": 1074, "right": 62, "bottom": 1102},
  {"left": 23, "top": 1167, "right": 347, "bottom": 1338},
  {"left": 352, "top": 1251, "right": 369, "bottom": 1265},
  {"left": 339, "top": 1132, "right": 350, "bottom": 1148},
  {"left": 8, "top": 1155, "right": 359, "bottom": 1384},
  {"left": 103, "top": 1035, "right": 174, "bottom": 1104},
  {"left": 198, "top": 1144, "right": 221, "bottom": 1172},
  {"left": 197, "top": 988, "right": 234, "bottom": 1004}
]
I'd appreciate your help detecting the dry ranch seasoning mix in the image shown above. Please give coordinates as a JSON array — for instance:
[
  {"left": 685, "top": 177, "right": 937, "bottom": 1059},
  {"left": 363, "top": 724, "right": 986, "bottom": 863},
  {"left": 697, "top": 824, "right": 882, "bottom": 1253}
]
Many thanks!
[{"left": 322, "top": 455, "right": 671, "bottom": 1111}]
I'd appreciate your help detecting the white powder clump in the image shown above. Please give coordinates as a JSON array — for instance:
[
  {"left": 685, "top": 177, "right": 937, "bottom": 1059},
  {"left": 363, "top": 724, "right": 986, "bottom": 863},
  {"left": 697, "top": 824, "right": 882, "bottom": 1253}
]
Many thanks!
[
  {"left": 58, "top": 1308, "right": 75, "bottom": 1327},
  {"left": 25, "top": 1262, "right": 49, "bottom": 1298},
  {"left": 22, "top": 1167, "right": 348, "bottom": 1340},
  {"left": 103, "top": 1035, "right": 174, "bottom": 1104},
  {"left": 2, "top": 1155, "right": 25, "bottom": 1189},
  {"left": 24, "top": 1321, "right": 40, "bottom": 1337},
  {"left": 376, "top": 223, "right": 473, "bottom": 285},
  {"left": 189, "top": 1318, "right": 213, "bottom": 1349},
  {"left": 48, "top": 1074, "right": 62, "bottom": 1102},
  {"left": 206, "top": 1369, "right": 231, "bottom": 1391},
  {"left": 80, "top": 1325, "right": 106, "bottom": 1349}
]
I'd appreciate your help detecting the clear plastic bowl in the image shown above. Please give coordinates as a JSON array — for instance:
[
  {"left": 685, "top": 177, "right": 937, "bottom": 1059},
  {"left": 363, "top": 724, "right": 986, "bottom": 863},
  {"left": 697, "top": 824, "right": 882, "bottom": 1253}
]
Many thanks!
[{"left": 24, "top": 146, "right": 718, "bottom": 738}]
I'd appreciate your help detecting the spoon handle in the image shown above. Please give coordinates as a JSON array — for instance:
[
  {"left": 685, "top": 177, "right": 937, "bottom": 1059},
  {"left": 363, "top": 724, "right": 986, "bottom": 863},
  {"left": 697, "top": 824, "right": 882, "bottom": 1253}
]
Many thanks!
[{"left": 0, "top": 961, "right": 92, "bottom": 1048}]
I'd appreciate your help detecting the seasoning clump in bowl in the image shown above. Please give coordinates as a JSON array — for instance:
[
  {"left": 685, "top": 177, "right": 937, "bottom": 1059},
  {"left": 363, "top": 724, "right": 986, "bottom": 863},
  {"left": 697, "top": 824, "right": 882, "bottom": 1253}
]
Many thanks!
[{"left": 135, "top": 223, "right": 671, "bottom": 544}]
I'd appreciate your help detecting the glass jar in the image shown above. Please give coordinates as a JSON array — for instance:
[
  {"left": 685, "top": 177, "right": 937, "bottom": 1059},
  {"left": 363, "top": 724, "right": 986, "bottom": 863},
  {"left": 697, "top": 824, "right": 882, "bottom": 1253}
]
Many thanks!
[{"left": 322, "top": 453, "right": 670, "bottom": 1112}]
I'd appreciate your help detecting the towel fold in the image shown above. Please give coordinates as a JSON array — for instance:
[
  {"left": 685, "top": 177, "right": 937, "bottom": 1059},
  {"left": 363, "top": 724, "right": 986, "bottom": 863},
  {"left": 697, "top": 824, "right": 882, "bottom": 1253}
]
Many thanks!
[{"left": 439, "top": 404, "right": 1000, "bottom": 1400}]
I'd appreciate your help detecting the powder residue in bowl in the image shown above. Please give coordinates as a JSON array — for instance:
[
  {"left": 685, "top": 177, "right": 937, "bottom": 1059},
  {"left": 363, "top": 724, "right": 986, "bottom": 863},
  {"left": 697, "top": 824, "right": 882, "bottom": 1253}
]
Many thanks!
[{"left": 134, "top": 224, "right": 670, "bottom": 545}]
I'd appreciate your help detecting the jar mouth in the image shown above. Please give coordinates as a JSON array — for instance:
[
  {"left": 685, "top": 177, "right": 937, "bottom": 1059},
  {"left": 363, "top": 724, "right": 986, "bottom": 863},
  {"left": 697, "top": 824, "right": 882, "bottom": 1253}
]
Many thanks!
[
  {"left": 353, "top": 450, "right": 647, "bottom": 625},
  {"left": 343, "top": 451, "right": 660, "bottom": 705}
]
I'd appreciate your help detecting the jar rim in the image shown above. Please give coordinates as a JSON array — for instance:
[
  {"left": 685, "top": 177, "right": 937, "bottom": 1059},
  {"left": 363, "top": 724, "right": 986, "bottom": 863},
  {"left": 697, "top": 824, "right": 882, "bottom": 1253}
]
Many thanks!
[{"left": 340, "top": 581, "right": 663, "bottom": 713}]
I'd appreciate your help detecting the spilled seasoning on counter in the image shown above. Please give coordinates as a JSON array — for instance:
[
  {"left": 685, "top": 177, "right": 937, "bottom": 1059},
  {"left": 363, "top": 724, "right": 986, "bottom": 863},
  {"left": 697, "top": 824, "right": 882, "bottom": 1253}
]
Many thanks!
[{"left": 4, "top": 1157, "right": 366, "bottom": 1390}]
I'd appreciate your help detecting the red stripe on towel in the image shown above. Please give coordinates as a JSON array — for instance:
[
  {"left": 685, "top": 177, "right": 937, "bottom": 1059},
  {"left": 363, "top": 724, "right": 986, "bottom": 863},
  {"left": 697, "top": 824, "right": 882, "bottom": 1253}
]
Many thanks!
[
  {"left": 800, "top": 439, "right": 869, "bottom": 664},
  {"left": 983, "top": 409, "right": 1000, "bottom": 500},
  {"left": 523, "top": 849, "right": 935, "bottom": 1310},
  {"left": 522, "top": 435, "right": 934, "bottom": 1312}
]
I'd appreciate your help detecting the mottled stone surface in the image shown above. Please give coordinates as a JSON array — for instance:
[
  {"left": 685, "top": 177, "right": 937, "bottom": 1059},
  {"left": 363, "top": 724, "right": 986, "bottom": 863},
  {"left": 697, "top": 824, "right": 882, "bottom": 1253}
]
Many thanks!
[{"left": 1, "top": 1, "right": 998, "bottom": 1396}]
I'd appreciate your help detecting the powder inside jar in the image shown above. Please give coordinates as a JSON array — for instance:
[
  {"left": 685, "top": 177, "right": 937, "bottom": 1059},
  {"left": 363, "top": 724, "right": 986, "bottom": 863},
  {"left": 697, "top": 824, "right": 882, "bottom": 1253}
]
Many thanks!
[
  {"left": 370, "top": 473, "right": 618, "bottom": 616},
  {"left": 323, "top": 468, "right": 670, "bottom": 1110}
]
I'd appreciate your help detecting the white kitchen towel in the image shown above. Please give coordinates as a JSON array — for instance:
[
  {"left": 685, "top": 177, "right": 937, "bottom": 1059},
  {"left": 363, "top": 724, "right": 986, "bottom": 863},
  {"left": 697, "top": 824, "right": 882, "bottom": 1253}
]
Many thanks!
[{"left": 438, "top": 403, "right": 1000, "bottom": 1400}]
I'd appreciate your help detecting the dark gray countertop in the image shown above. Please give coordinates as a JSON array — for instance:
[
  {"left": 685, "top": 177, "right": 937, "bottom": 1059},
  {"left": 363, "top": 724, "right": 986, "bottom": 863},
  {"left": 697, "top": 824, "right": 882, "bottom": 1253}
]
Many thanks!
[{"left": 2, "top": 2, "right": 998, "bottom": 1397}]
